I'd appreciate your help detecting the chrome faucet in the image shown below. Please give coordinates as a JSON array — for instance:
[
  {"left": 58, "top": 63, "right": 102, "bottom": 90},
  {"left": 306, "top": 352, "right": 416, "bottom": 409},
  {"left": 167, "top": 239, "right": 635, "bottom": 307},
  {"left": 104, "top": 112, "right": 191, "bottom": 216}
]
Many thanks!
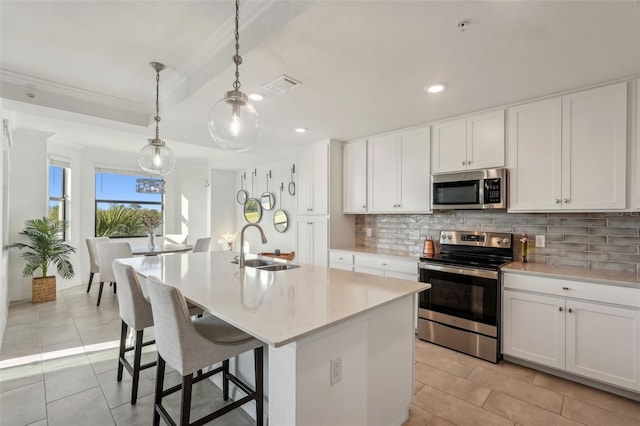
[{"left": 239, "top": 223, "right": 268, "bottom": 268}]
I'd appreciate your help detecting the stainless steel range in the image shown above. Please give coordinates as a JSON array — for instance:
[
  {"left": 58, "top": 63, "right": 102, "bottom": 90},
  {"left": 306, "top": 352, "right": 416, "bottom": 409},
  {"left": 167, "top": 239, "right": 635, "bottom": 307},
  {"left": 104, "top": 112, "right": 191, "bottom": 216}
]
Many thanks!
[{"left": 418, "top": 230, "right": 513, "bottom": 363}]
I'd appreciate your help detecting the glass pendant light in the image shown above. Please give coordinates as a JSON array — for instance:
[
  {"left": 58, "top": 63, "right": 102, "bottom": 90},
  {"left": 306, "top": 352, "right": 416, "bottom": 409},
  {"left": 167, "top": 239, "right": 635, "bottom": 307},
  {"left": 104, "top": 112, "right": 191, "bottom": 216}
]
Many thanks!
[
  {"left": 208, "top": 0, "right": 260, "bottom": 152},
  {"left": 139, "top": 62, "right": 175, "bottom": 176}
]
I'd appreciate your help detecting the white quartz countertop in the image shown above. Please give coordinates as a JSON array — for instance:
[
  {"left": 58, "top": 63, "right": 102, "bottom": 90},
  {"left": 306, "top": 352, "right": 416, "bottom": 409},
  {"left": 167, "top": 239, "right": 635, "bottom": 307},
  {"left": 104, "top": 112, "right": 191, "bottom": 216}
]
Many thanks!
[
  {"left": 502, "top": 262, "right": 640, "bottom": 289},
  {"left": 331, "top": 246, "right": 418, "bottom": 262},
  {"left": 117, "top": 251, "right": 429, "bottom": 347}
]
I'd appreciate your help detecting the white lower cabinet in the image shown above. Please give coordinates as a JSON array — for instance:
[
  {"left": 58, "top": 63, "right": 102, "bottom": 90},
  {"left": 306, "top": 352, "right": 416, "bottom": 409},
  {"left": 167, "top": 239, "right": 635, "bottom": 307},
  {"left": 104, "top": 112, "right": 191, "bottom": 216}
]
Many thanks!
[
  {"left": 297, "top": 217, "right": 328, "bottom": 266},
  {"left": 503, "top": 273, "right": 640, "bottom": 391}
]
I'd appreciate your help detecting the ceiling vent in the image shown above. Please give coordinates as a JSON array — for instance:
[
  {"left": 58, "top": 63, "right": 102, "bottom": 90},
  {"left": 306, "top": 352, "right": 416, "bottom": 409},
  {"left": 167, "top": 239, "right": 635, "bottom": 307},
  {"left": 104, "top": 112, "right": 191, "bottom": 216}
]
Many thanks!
[{"left": 262, "top": 75, "right": 302, "bottom": 94}]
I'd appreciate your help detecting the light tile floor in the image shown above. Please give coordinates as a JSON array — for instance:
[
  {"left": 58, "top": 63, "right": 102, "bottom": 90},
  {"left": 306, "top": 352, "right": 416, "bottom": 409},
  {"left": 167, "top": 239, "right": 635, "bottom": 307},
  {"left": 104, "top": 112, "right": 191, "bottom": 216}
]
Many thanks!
[
  {"left": 0, "top": 284, "right": 254, "bottom": 426},
  {"left": 1, "top": 284, "right": 639, "bottom": 425}
]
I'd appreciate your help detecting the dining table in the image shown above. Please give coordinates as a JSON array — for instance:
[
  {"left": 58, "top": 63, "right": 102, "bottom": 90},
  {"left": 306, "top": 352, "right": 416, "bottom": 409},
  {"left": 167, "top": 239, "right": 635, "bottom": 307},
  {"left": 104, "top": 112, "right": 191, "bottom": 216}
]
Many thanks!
[
  {"left": 116, "top": 250, "right": 428, "bottom": 425},
  {"left": 131, "top": 243, "right": 193, "bottom": 256}
]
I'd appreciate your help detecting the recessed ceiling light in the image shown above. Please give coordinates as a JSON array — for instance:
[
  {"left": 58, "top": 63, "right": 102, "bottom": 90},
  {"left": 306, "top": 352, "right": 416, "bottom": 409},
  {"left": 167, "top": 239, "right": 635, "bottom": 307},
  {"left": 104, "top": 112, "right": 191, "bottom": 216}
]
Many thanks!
[
  {"left": 295, "top": 128, "right": 307, "bottom": 133},
  {"left": 425, "top": 84, "right": 446, "bottom": 94},
  {"left": 248, "top": 93, "right": 264, "bottom": 101}
]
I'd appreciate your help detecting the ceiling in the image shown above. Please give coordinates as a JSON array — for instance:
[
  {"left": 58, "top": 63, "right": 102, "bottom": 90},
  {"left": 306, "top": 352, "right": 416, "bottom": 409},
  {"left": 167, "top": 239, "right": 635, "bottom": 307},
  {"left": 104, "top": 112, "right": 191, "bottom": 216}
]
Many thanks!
[{"left": 1, "top": 1, "right": 639, "bottom": 170}]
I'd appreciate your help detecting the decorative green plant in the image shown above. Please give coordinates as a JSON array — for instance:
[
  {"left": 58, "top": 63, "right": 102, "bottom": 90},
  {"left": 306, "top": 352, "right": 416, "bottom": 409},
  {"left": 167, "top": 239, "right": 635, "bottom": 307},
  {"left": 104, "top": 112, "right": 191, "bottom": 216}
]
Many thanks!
[{"left": 11, "top": 217, "right": 76, "bottom": 279}]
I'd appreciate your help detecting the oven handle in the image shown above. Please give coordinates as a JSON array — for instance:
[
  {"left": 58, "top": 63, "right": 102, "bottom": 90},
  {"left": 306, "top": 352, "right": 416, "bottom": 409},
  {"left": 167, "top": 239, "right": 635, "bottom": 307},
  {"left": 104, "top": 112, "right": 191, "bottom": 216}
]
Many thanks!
[{"left": 419, "top": 262, "right": 498, "bottom": 280}]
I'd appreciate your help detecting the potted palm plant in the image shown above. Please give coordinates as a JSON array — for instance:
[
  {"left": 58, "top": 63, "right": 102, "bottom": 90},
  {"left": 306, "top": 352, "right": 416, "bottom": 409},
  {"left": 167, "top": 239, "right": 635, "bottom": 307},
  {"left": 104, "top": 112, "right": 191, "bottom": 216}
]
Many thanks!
[{"left": 11, "top": 217, "right": 76, "bottom": 303}]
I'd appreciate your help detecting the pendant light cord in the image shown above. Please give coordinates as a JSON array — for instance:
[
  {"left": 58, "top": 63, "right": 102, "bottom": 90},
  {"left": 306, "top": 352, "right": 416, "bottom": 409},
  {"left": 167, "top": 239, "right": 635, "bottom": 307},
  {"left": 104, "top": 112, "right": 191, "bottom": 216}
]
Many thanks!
[
  {"left": 233, "top": 0, "right": 241, "bottom": 91},
  {"left": 155, "top": 67, "right": 161, "bottom": 140}
]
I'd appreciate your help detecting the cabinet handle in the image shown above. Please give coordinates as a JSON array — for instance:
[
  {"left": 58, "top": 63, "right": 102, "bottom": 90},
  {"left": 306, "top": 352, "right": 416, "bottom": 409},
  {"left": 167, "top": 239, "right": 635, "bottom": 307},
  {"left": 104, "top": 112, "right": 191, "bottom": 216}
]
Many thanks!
[
  {"left": 568, "top": 308, "right": 573, "bottom": 313},
  {"left": 559, "top": 307, "right": 563, "bottom": 312},
  {"left": 554, "top": 198, "right": 560, "bottom": 204},
  {"left": 381, "top": 263, "right": 387, "bottom": 266},
  {"left": 563, "top": 198, "right": 569, "bottom": 203},
  {"left": 562, "top": 287, "right": 569, "bottom": 290},
  {"left": 467, "top": 160, "right": 471, "bottom": 165},
  {"left": 308, "top": 222, "right": 312, "bottom": 225},
  {"left": 362, "top": 205, "right": 366, "bottom": 209},
  {"left": 462, "top": 161, "right": 466, "bottom": 166}
]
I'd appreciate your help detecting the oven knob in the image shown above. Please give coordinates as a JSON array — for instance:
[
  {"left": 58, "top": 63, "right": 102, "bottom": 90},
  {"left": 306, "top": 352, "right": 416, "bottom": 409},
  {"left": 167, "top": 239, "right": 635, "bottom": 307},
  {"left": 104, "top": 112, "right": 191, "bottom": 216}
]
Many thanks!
[
  {"left": 501, "top": 238, "right": 509, "bottom": 244},
  {"left": 447, "top": 235, "right": 452, "bottom": 240}
]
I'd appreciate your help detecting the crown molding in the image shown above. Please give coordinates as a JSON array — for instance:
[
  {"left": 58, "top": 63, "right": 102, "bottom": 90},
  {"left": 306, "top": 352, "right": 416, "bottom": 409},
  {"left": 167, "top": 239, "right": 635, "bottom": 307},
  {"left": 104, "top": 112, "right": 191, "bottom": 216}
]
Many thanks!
[{"left": 0, "top": 68, "right": 148, "bottom": 114}]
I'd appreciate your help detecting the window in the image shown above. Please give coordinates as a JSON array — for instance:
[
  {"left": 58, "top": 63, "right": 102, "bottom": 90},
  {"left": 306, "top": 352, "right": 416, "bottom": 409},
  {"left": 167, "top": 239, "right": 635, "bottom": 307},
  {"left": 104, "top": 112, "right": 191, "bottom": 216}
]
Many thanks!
[
  {"left": 95, "top": 169, "right": 164, "bottom": 237},
  {"left": 49, "top": 161, "right": 70, "bottom": 239}
]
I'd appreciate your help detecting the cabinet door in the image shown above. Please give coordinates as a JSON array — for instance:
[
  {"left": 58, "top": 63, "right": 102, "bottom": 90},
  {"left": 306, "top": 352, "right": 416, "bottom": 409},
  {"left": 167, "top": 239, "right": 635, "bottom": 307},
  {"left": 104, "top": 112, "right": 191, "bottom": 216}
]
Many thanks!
[
  {"left": 503, "top": 290, "right": 565, "bottom": 369},
  {"left": 561, "top": 82, "right": 627, "bottom": 209},
  {"left": 312, "top": 217, "right": 328, "bottom": 267},
  {"left": 296, "top": 218, "right": 314, "bottom": 265},
  {"left": 466, "top": 110, "right": 505, "bottom": 170},
  {"left": 432, "top": 118, "right": 466, "bottom": 174},
  {"left": 343, "top": 140, "right": 367, "bottom": 213},
  {"left": 296, "top": 217, "right": 328, "bottom": 267},
  {"left": 507, "top": 98, "right": 562, "bottom": 211},
  {"left": 312, "top": 143, "right": 328, "bottom": 214},
  {"left": 368, "top": 133, "right": 399, "bottom": 212},
  {"left": 398, "top": 126, "right": 430, "bottom": 213},
  {"left": 296, "top": 147, "right": 314, "bottom": 214},
  {"left": 566, "top": 300, "right": 640, "bottom": 391}
]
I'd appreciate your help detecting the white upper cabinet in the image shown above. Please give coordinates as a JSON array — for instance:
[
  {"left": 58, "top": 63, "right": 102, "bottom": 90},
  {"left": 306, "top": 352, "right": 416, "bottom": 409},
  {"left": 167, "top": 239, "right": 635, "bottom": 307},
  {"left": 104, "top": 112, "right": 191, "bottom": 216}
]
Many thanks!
[
  {"left": 297, "top": 142, "right": 328, "bottom": 215},
  {"left": 343, "top": 139, "right": 368, "bottom": 213},
  {"left": 508, "top": 82, "right": 627, "bottom": 211},
  {"left": 367, "top": 125, "right": 430, "bottom": 213},
  {"left": 432, "top": 110, "right": 505, "bottom": 174},
  {"left": 508, "top": 97, "right": 563, "bottom": 211}
]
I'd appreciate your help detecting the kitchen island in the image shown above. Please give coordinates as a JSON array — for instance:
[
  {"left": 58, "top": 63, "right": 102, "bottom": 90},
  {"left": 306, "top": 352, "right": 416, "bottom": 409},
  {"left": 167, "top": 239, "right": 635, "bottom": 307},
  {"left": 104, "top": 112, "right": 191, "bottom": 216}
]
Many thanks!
[{"left": 117, "top": 250, "right": 429, "bottom": 425}]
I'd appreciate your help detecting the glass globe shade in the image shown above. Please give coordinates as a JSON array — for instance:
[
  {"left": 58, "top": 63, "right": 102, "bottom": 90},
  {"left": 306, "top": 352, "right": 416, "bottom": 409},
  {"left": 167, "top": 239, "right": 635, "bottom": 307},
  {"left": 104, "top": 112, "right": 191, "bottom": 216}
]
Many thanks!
[
  {"left": 139, "top": 141, "right": 175, "bottom": 176},
  {"left": 208, "top": 91, "right": 260, "bottom": 152}
]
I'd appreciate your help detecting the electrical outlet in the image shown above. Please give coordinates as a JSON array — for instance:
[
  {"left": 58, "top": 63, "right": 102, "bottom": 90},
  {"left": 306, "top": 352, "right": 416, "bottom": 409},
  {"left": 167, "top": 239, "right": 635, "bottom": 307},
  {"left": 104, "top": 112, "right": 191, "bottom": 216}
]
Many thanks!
[
  {"left": 409, "top": 230, "right": 419, "bottom": 240},
  {"left": 330, "top": 356, "right": 342, "bottom": 385},
  {"left": 535, "top": 235, "right": 546, "bottom": 248},
  {"left": 366, "top": 228, "right": 372, "bottom": 237}
]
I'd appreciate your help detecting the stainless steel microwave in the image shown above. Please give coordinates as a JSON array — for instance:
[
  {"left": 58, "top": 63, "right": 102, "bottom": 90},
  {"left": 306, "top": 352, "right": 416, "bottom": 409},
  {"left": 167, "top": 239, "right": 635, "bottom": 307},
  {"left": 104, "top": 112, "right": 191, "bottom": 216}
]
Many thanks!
[{"left": 432, "top": 168, "right": 507, "bottom": 210}]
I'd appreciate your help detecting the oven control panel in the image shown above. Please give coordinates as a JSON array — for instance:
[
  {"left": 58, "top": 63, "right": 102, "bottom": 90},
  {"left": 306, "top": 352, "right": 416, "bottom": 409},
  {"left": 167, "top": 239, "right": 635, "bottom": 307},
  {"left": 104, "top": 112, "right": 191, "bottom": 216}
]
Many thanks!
[{"left": 440, "top": 231, "right": 512, "bottom": 248}]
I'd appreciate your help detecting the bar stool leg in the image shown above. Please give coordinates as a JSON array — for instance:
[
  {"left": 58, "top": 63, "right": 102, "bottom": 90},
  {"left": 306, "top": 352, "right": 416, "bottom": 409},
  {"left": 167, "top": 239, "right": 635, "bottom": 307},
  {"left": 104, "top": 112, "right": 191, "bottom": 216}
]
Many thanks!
[
  {"left": 153, "top": 356, "right": 166, "bottom": 426},
  {"left": 87, "top": 272, "right": 94, "bottom": 293},
  {"left": 117, "top": 321, "right": 127, "bottom": 382},
  {"left": 255, "top": 346, "right": 264, "bottom": 426},
  {"left": 222, "top": 359, "right": 229, "bottom": 401},
  {"left": 131, "top": 329, "right": 144, "bottom": 405},
  {"left": 180, "top": 374, "right": 193, "bottom": 426},
  {"left": 97, "top": 282, "right": 105, "bottom": 306}
]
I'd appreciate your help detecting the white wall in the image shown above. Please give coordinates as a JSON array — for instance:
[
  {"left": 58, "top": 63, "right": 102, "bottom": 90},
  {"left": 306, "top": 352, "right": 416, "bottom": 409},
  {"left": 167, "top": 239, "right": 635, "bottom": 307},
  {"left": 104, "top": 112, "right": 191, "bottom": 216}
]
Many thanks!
[
  {"left": 210, "top": 169, "right": 237, "bottom": 251},
  {"left": 8, "top": 129, "right": 50, "bottom": 301},
  {"left": 0, "top": 120, "right": 10, "bottom": 346},
  {"left": 164, "top": 159, "right": 211, "bottom": 243},
  {"left": 234, "top": 160, "right": 297, "bottom": 256}
]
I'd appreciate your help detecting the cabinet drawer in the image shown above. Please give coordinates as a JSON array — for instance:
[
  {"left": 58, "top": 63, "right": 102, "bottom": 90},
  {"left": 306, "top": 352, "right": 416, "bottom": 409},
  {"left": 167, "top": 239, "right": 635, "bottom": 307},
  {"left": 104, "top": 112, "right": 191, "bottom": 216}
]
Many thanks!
[
  {"left": 354, "top": 254, "right": 417, "bottom": 274},
  {"left": 329, "top": 250, "right": 354, "bottom": 265},
  {"left": 503, "top": 273, "right": 640, "bottom": 309},
  {"left": 354, "top": 265, "right": 385, "bottom": 276},
  {"left": 330, "top": 263, "right": 353, "bottom": 272}
]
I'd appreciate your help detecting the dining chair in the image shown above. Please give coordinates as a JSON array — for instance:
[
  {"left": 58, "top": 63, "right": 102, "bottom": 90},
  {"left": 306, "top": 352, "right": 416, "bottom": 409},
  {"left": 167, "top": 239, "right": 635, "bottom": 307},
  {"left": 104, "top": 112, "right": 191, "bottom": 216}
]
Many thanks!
[
  {"left": 146, "top": 276, "right": 264, "bottom": 426},
  {"left": 85, "top": 237, "right": 110, "bottom": 293},
  {"left": 192, "top": 237, "right": 211, "bottom": 253},
  {"left": 96, "top": 241, "right": 132, "bottom": 306}
]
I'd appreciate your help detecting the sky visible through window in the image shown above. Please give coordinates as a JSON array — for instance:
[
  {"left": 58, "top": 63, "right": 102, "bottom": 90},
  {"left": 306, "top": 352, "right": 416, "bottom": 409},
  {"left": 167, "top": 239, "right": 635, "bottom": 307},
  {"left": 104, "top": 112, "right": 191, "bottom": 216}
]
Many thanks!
[
  {"left": 95, "top": 173, "right": 162, "bottom": 203},
  {"left": 49, "top": 166, "right": 63, "bottom": 198}
]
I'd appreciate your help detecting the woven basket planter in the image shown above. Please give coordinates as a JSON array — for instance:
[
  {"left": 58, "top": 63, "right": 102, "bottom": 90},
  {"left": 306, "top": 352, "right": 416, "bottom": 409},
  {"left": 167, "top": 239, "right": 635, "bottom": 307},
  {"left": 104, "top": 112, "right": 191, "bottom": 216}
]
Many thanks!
[{"left": 32, "top": 276, "right": 56, "bottom": 303}]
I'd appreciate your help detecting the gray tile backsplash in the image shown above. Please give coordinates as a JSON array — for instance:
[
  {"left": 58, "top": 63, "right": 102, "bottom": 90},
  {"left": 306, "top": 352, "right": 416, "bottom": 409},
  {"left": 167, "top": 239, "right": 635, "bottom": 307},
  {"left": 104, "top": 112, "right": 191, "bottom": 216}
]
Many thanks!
[{"left": 354, "top": 211, "right": 640, "bottom": 273}]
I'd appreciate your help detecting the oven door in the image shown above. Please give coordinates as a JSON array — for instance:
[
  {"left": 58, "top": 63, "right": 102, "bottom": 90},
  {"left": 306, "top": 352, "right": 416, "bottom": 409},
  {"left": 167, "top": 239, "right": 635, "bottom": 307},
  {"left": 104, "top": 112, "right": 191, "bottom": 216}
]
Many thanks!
[{"left": 419, "top": 263, "right": 498, "bottom": 335}]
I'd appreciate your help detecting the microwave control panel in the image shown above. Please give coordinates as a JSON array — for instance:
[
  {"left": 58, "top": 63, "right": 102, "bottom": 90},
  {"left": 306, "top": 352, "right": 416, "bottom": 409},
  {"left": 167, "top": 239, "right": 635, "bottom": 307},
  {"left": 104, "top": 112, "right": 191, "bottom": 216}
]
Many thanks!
[{"left": 484, "top": 178, "right": 502, "bottom": 204}]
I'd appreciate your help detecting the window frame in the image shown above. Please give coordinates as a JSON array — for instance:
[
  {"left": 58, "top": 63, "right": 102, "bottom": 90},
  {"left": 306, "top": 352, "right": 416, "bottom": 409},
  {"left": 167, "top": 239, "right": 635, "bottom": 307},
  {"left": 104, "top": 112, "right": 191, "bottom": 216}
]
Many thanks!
[{"left": 48, "top": 163, "right": 70, "bottom": 240}]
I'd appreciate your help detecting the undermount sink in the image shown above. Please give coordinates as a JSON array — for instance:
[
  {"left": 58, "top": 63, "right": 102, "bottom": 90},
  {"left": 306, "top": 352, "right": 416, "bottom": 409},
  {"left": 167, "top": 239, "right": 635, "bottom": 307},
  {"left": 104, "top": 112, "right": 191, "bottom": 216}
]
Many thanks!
[
  {"left": 256, "top": 263, "right": 300, "bottom": 272},
  {"left": 231, "top": 257, "right": 300, "bottom": 271},
  {"left": 242, "top": 258, "right": 275, "bottom": 268}
]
